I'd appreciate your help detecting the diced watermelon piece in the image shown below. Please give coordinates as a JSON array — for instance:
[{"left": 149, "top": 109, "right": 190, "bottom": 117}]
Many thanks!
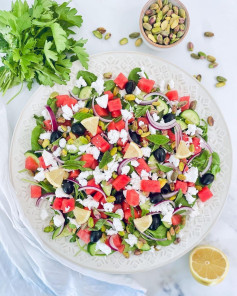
[
  {"left": 113, "top": 204, "right": 122, "bottom": 212},
  {"left": 86, "top": 179, "right": 100, "bottom": 195},
  {"left": 192, "top": 137, "right": 202, "bottom": 154},
  {"left": 93, "top": 191, "right": 104, "bottom": 202},
  {"left": 61, "top": 198, "right": 75, "bottom": 213},
  {"left": 43, "top": 120, "right": 52, "bottom": 131},
  {"left": 198, "top": 186, "right": 213, "bottom": 202},
  {"left": 165, "top": 153, "right": 170, "bottom": 162},
  {"left": 94, "top": 104, "right": 109, "bottom": 117},
  {"left": 137, "top": 117, "right": 149, "bottom": 126},
  {"left": 25, "top": 156, "right": 39, "bottom": 171},
  {"left": 87, "top": 126, "right": 103, "bottom": 138},
  {"left": 179, "top": 96, "right": 190, "bottom": 111},
  {"left": 39, "top": 156, "right": 49, "bottom": 169},
  {"left": 135, "top": 158, "right": 151, "bottom": 175},
  {"left": 172, "top": 214, "right": 182, "bottom": 225},
  {"left": 175, "top": 181, "right": 188, "bottom": 194},
  {"left": 166, "top": 90, "right": 179, "bottom": 101},
  {"left": 122, "top": 201, "right": 130, "bottom": 211},
  {"left": 111, "top": 110, "right": 121, "bottom": 117},
  {"left": 114, "top": 73, "right": 128, "bottom": 89},
  {"left": 126, "top": 190, "right": 139, "bottom": 207},
  {"left": 111, "top": 234, "right": 124, "bottom": 252},
  {"left": 118, "top": 138, "right": 128, "bottom": 147},
  {"left": 30, "top": 185, "right": 42, "bottom": 198},
  {"left": 56, "top": 95, "right": 77, "bottom": 107},
  {"left": 115, "top": 120, "right": 125, "bottom": 131},
  {"left": 108, "top": 98, "right": 122, "bottom": 112},
  {"left": 63, "top": 120, "right": 72, "bottom": 126},
  {"left": 91, "top": 159, "right": 98, "bottom": 170},
  {"left": 124, "top": 208, "right": 140, "bottom": 221},
  {"left": 81, "top": 154, "right": 95, "bottom": 168},
  {"left": 107, "top": 121, "right": 116, "bottom": 131},
  {"left": 52, "top": 198, "right": 63, "bottom": 210},
  {"left": 137, "top": 78, "right": 155, "bottom": 93},
  {"left": 77, "top": 229, "right": 91, "bottom": 244},
  {"left": 188, "top": 182, "right": 195, "bottom": 187},
  {"left": 182, "top": 134, "right": 189, "bottom": 142},
  {"left": 140, "top": 180, "right": 161, "bottom": 192},
  {"left": 69, "top": 170, "right": 80, "bottom": 179},
  {"left": 91, "top": 135, "right": 110, "bottom": 152},
  {"left": 104, "top": 90, "right": 114, "bottom": 100},
  {"left": 112, "top": 175, "right": 131, "bottom": 191},
  {"left": 167, "top": 130, "right": 175, "bottom": 142}
]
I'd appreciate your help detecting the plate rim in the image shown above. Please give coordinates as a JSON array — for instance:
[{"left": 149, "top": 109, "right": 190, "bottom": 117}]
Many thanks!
[{"left": 9, "top": 51, "right": 233, "bottom": 274}]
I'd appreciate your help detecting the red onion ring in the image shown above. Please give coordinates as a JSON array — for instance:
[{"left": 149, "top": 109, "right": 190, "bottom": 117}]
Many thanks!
[
  {"left": 108, "top": 235, "right": 119, "bottom": 251},
  {"left": 45, "top": 105, "right": 58, "bottom": 132},
  {"left": 66, "top": 182, "right": 107, "bottom": 200},
  {"left": 140, "top": 231, "right": 167, "bottom": 241},
  {"left": 54, "top": 210, "right": 65, "bottom": 237},
  {"left": 172, "top": 206, "right": 193, "bottom": 215},
  {"left": 162, "top": 190, "right": 179, "bottom": 199},
  {"left": 136, "top": 92, "right": 170, "bottom": 106},
  {"left": 174, "top": 122, "right": 182, "bottom": 151},
  {"left": 69, "top": 91, "right": 88, "bottom": 101},
  {"left": 117, "top": 157, "right": 138, "bottom": 175},
  {"left": 106, "top": 220, "right": 114, "bottom": 229},
  {"left": 36, "top": 193, "right": 55, "bottom": 207},
  {"left": 183, "top": 152, "right": 201, "bottom": 172},
  {"left": 196, "top": 134, "right": 213, "bottom": 177},
  {"left": 154, "top": 200, "right": 175, "bottom": 207},
  {"left": 146, "top": 110, "right": 176, "bottom": 130},
  {"left": 92, "top": 97, "right": 112, "bottom": 123}
]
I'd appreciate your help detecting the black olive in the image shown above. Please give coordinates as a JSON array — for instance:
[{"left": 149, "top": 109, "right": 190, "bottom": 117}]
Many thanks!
[
  {"left": 71, "top": 122, "right": 86, "bottom": 136},
  {"left": 98, "top": 152, "right": 103, "bottom": 162},
  {"left": 149, "top": 214, "right": 161, "bottom": 230},
  {"left": 114, "top": 191, "right": 125, "bottom": 204},
  {"left": 125, "top": 80, "right": 136, "bottom": 94},
  {"left": 50, "top": 131, "right": 62, "bottom": 143},
  {"left": 161, "top": 183, "right": 171, "bottom": 194},
  {"left": 200, "top": 173, "right": 214, "bottom": 185},
  {"left": 163, "top": 113, "right": 175, "bottom": 123},
  {"left": 149, "top": 193, "right": 164, "bottom": 204},
  {"left": 129, "top": 130, "right": 141, "bottom": 144},
  {"left": 62, "top": 180, "right": 74, "bottom": 194},
  {"left": 90, "top": 230, "right": 102, "bottom": 243},
  {"left": 153, "top": 147, "right": 166, "bottom": 162}
]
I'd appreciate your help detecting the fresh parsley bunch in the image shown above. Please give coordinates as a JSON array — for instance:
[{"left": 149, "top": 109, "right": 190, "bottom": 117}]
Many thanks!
[{"left": 0, "top": 0, "right": 89, "bottom": 103}]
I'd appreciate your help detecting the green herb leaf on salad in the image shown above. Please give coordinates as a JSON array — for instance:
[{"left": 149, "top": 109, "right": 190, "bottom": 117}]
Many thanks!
[
  {"left": 147, "top": 134, "right": 170, "bottom": 145},
  {"left": 76, "top": 70, "right": 97, "bottom": 86},
  {"left": 99, "top": 151, "right": 113, "bottom": 169},
  {"left": 134, "top": 105, "right": 149, "bottom": 118},
  {"left": 73, "top": 112, "right": 93, "bottom": 122}
]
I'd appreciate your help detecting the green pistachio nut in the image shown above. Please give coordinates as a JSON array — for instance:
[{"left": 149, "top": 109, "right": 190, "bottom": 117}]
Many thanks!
[
  {"left": 215, "top": 82, "right": 225, "bottom": 87},
  {"left": 119, "top": 38, "right": 128, "bottom": 45},
  {"left": 204, "top": 31, "right": 214, "bottom": 37},
  {"left": 157, "top": 34, "right": 163, "bottom": 44},
  {"left": 149, "top": 15, "right": 156, "bottom": 25},
  {"left": 129, "top": 32, "right": 140, "bottom": 39},
  {"left": 178, "top": 8, "right": 186, "bottom": 18},
  {"left": 216, "top": 76, "right": 227, "bottom": 82},
  {"left": 187, "top": 42, "right": 194, "bottom": 51},
  {"left": 207, "top": 55, "right": 216, "bottom": 62},
  {"left": 93, "top": 30, "right": 102, "bottom": 39},
  {"left": 143, "top": 15, "right": 149, "bottom": 23},
  {"left": 104, "top": 33, "right": 111, "bottom": 40},
  {"left": 198, "top": 51, "right": 206, "bottom": 59},
  {"left": 176, "top": 31, "right": 184, "bottom": 38},
  {"left": 162, "top": 5, "right": 169, "bottom": 15},
  {"left": 163, "top": 37, "right": 170, "bottom": 45},
  {"left": 208, "top": 62, "right": 218, "bottom": 68},
  {"left": 135, "top": 38, "right": 143, "bottom": 47},
  {"left": 191, "top": 53, "right": 200, "bottom": 59},
  {"left": 148, "top": 33, "right": 157, "bottom": 43},
  {"left": 152, "top": 26, "right": 162, "bottom": 34},
  {"left": 143, "top": 22, "right": 152, "bottom": 31}
]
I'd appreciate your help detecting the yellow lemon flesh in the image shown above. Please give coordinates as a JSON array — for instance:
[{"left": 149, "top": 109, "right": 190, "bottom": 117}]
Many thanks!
[
  {"left": 124, "top": 142, "right": 143, "bottom": 159},
  {"left": 134, "top": 215, "right": 152, "bottom": 233},
  {"left": 176, "top": 140, "right": 192, "bottom": 159},
  {"left": 81, "top": 116, "right": 99, "bottom": 136},
  {"left": 45, "top": 168, "right": 65, "bottom": 188},
  {"left": 73, "top": 207, "right": 91, "bottom": 225}
]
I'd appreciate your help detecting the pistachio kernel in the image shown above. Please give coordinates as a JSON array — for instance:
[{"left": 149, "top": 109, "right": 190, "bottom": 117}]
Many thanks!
[
  {"left": 209, "top": 62, "right": 218, "bottom": 68},
  {"left": 216, "top": 76, "right": 227, "bottom": 82},
  {"left": 119, "top": 38, "right": 128, "bottom": 45},
  {"left": 97, "top": 27, "right": 106, "bottom": 34},
  {"left": 204, "top": 31, "right": 214, "bottom": 37},
  {"left": 92, "top": 30, "right": 102, "bottom": 39},
  {"left": 135, "top": 38, "right": 143, "bottom": 47},
  {"left": 103, "top": 72, "right": 112, "bottom": 79},
  {"left": 129, "top": 32, "right": 140, "bottom": 39},
  {"left": 190, "top": 53, "right": 200, "bottom": 60},
  {"left": 215, "top": 82, "right": 225, "bottom": 88},
  {"left": 198, "top": 51, "right": 206, "bottom": 59},
  {"left": 207, "top": 55, "right": 216, "bottom": 63},
  {"left": 190, "top": 100, "right": 197, "bottom": 110},
  {"left": 104, "top": 33, "right": 111, "bottom": 40},
  {"left": 207, "top": 116, "right": 214, "bottom": 126}
]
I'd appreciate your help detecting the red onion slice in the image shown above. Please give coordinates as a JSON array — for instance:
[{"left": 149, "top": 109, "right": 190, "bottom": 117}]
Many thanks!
[
  {"left": 154, "top": 200, "right": 175, "bottom": 207},
  {"left": 141, "top": 92, "right": 170, "bottom": 105},
  {"left": 146, "top": 110, "right": 176, "bottom": 130},
  {"left": 54, "top": 210, "right": 65, "bottom": 237},
  {"left": 66, "top": 182, "right": 107, "bottom": 200},
  {"left": 172, "top": 206, "right": 193, "bottom": 215},
  {"left": 92, "top": 97, "right": 112, "bottom": 123},
  {"left": 140, "top": 231, "right": 167, "bottom": 241},
  {"left": 196, "top": 134, "right": 213, "bottom": 177},
  {"left": 108, "top": 235, "right": 119, "bottom": 251},
  {"left": 174, "top": 122, "right": 182, "bottom": 151},
  {"left": 117, "top": 157, "right": 138, "bottom": 175},
  {"left": 162, "top": 190, "right": 179, "bottom": 199},
  {"left": 69, "top": 91, "right": 88, "bottom": 101},
  {"left": 183, "top": 152, "right": 201, "bottom": 172},
  {"left": 45, "top": 105, "right": 58, "bottom": 132},
  {"left": 36, "top": 193, "right": 55, "bottom": 207}
]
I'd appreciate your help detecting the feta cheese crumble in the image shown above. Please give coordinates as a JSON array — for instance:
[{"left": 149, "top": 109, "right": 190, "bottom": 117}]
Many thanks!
[
  {"left": 152, "top": 113, "right": 160, "bottom": 122},
  {"left": 125, "top": 234, "right": 138, "bottom": 247},
  {"left": 42, "top": 150, "right": 57, "bottom": 167},
  {"left": 91, "top": 75, "right": 104, "bottom": 95},
  {"left": 96, "top": 94, "right": 109, "bottom": 109},
  {"left": 113, "top": 218, "right": 124, "bottom": 232},
  {"left": 131, "top": 160, "right": 139, "bottom": 167},
  {"left": 66, "top": 144, "right": 77, "bottom": 153},
  {"left": 121, "top": 109, "right": 133, "bottom": 121},
  {"left": 39, "top": 132, "right": 51, "bottom": 140},
  {"left": 108, "top": 130, "right": 120, "bottom": 144},
  {"left": 34, "top": 169, "right": 45, "bottom": 182},
  {"left": 62, "top": 105, "right": 73, "bottom": 120},
  {"left": 79, "top": 196, "right": 99, "bottom": 210},
  {"left": 76, "top": 76, "right": 87, "bottom": 88},
  {"left": 141, "top": 146, "right": 151, "bottom": 158},
  {"left": 168, "top": 155, "right": 180, "bottom": 167},
  {"left": 168, "top": 79, "right": 175, "bottom": 89},
  {"left": 115, "top": 209, "right": 124, "bottom": 220},
  {"left": 103, "top": 203, "right": 114, "bottom": 212},
  {"left": 186, "top": 124, "right": 197, "bottom": 136},
  {"left": 53, "top": 147, "right": 61, "bottom": 157},
  {"left": 86, "top": 146, "right": 100, "bottom": 160},
  {"left": 184, "top": 166, "right": 199, "bottom": 183},
  {"left": 53, "top": 214, "right": 65, "bottom": 227},
  {"left": 149, "top": 124, "right": 156, "bottom": 135},
  {"left": 134, "top": 86, "right": 141, "bottom": 96},
  {"left": 55, "top": 187, "right": 70, "bottom": 198},
  {"left": 121, "top": 165, "right": 130, "bottom": 175},
  {"left": 120, "top": 129, "right": 128, "bottom": 144},
  {"left": 95, "top": 240, "right": 111, "bottom": 255},
  {"left": 150, "top": 202, "right": 174, "bottom": 224},
  {"left": 59, "top": 138, "right": 66, "bottom": 148}
]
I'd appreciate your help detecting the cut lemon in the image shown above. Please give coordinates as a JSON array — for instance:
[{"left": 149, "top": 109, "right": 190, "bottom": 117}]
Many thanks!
[
  {"left": 81, "top": 116, "right": 99, "bottom": 136},
  {"left": 134, "top": 215, "right": 152, "bottom": 233},
  {"left": 124, "top": 142, "right": 143, "bottom": 159},
  {"left": 45, "top": 168, "right": 65, "bottom": 188},
  {"left": 189, "top": 245, "right": 229, "bottom": 286},
  {"left": 73, "top": 207, "right": 91, "bottom": 225},
  {"left": 176, "top": 140, "right": 192, "bottom": 159}
]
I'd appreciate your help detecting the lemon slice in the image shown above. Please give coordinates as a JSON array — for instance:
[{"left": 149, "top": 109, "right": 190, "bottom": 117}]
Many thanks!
[
  {"left": 73, "top": 207, "right": 91, "bottom": 225},
  {"left": 189, "top": 245, "right": 229, "bottom": 286},
  {"left": 176, "top": 140, "right": 192, "bottom": 159},
  {"left": 45, "top": 168, "right": 65, "bottom": 188},
  {"left": 81, "top": 116, "right": 99, "bottom": 136},
  {"left": 134, "top": 215, "right": 152, "bottom": 233},
  {"left": 124, "top": 142, "right": 143, "bottom": 159}
]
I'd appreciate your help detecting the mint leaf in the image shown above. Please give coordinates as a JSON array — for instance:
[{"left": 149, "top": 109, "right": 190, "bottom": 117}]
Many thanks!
[
  {"left": 99, "top": 151, "right": 113, "bottom": 169},
  {"left": 62, "top": 160, "right": 87, "bottom": 170},
  {"left": 104, "top": 212, "right": 120, "bottom": 218},
  {"left": 104, "top": 80, "right": 115, "bottom": 92},
  {"left": 192, "top": 150, "right": 210, "bottom": 171},
  {"left": 128, "top": 67, "right": 141, "bottom": 83},
  {"left": 147, "top": 134, "right": 170, "bottom": 145},
  {"left": 134, "top": 105, "right": 149, "bottom": 118},
  {"left": 76, "top": 70, "right": 96, "bottom": 86},
  {"left": 210, "top": 152, "right": 220, "bottom": 176},
  {"left": 157, "top": 163, "right": 173, "bottom": 173},
  {"left": 73, "top": 112, "right": 93, "bottom": 122},
  {"left": 31, "top": 125, "right": 43, "bottom": 150}
]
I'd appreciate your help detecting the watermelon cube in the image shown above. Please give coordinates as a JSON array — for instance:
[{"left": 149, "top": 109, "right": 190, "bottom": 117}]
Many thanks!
[
  {"left": 166, "top": 90, "right": 179, "bottom": 101},
  {"left": 104, "top": 91, "right": 114, "bottom": 100},
  {"left": 61, "top": 198, "right": 75, "bottom": 213},
  {"left": 108, "top": 98, "right": 122, "bottom": 112},
  {"left": 111, "top": 110, "right": 121, "bottom": 117},
  {"left": 94, "top": 104, "right": 109, "bottom": 117},
  {"left": 137, "top": 78, "right": 155, "bottom": 93},
  {"left": 107, "top": 121, "right": 116, "bottom": 131},
  {"left": 56, "top": 95, "right": 77, "bottom": 107},
  {"left": 30, "top": 185, "right": 42, "bottom": 198},
  {"left": 91, "top": 135, "right": 110, "bottom": 152},
  {"left": 135, "top": 158, "right": 151, "bottom": 175},
  {"left": 124, "top": 208, "right": 140, "bottom": 221},
  {"left": 114, "top": 73, "right": 128, "bottom": 89},
  {"left": 81, "top": 154, "right": 95, "bottom": 168},
  {"left": 115, "top": 120, "right": 125, "bottom": 131},
  {"left": 77, "top": 229, "right": 91, "bottom": 244},
  {"left": 175, "top": 181, "right": 188, "bottom": 194},
  {"left": 52, "top": 198, "right": 63, "bottom": 210},
  {"left": 140, "top": 180, "right": 161, "bottom": 192},
  {"left": 192, "top": 137, "right": 202, "bottom": 154},
  {"left": 179, "top": 96, "right": 190, "bottom": 111},
  {"left": 93, "top": 191, "right": 104, "bottom": 202},
  {"left": 86, "top": 179, "right": 100, "bottom": 195},
  {"left": 69, "top": 170, "right": 80, "bottom": 179},
  {"left": 112, "top": 175, "right": 131, "bottom": 191},
  {"left": 25, "top": 156, "right": 39, "bottom": 171},
  {"left": 198, "top": 186, "right": 213, "bottom": 202},
  {"left": 43, "top": 120, "right": 52, "bottom": 131},
  {"left": 172, "top": 214, "right": 182, "bottom": 225},
  {"left": 39, "top": 156, "right": 49, "bottom": 169},
  {"left": 126, "top": 190, "right": 139, "bottom": 207}
]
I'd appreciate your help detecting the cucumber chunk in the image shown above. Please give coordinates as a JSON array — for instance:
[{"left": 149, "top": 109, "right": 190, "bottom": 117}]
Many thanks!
[
  {"left": 176, "top": 120, "right": 188, "bottom": 131},
  {"left": 181, "top": 109, "right": 200, "bottom": 125},
  {"left": 79, "top": 86, "right": 92, "bottom": 100},
  {"left": 87, "top": 243, "right": 97, "bottom": 256},
  {"left": 156, "top": 99, "right": 169, "bottom": 115},
  {"left": 148, "top": 155, "right": 158, "bottom": 172}
]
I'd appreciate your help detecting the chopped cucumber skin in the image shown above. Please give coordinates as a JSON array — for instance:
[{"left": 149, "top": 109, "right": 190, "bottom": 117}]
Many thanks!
[
  {"left": 157, "top": 99, "right": 169, "bottom": 115},
  {"left": 79, "top": 86, "right": 92, "bottom": 100},
  {"left": 176, "top": 120, "right": 188, "bottom": 131},
  {"left": 162, "top": 221, "right": 171, "bottom": 229},
  {"left": 87, "top": 243, "right": 97, "bottom": 256},
  {"left": 148, "top": 155, "right": 158, "bottom": 172},
  {"left": 181, "top": 109, "right": 200, "bottom": 125}
]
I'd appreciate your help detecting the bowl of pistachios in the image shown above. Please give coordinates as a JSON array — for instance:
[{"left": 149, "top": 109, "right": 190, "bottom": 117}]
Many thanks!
[{"left": 140, "top": 0, "right": 190, "bottom": 50}]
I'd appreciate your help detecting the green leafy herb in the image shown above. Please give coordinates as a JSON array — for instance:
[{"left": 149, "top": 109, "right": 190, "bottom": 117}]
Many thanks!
[
  {"left": 199, "top": 119, "right": 208, "bottom": 141},
  {"left": 62, "top": 160, "right": 87, "bottom": 170},
  {"left": 0, "top": 0, "right": 88, "bottom": 103},
  {"left": 33, "top": 114, "right": 44, "bottom": 126},
  {"left": 128, "top": 67, "right": 141, "bottom": 83},
  {"left": 134, "top": 105, "right": 149, "bottom": 118},
  {"left": 147, "top": 134, "right": 170, "bottom": 146},
  {"left": 76, "top": 70, "right": 97, "bottom": 86},
  {"left": 157, "top": 163, "right": 173, "bottom": 173},
  {"left": 146, "top": 225, "right": 167, "bottom": 239},
  {"left": 192, "top": 150, "right": 210, "bottom": 171},
  {"left": 210, "top": 152, "right": 221, "bottom": 176},
  {"left": 31, "top": 125, "right": 43, "bottom": 150},
  {"left": 162, "top": 143, "right": 173, "bottom": 153},
  {"left": 95, "top": 219, "right": 106, "bottom": 230},
  {"left": 47, "top": 97, "right": 57, "bottom": 113},
  {"left": 73, "top": 112, "right": 93, "bottom": 122},
  {"left": 99, "top": 151, "right": 113, "bottom": 169},
  {"left": 175, "top": 189, "right": 189, "bottom": 207},
  {"left": 104, "top": 80, "right": 115, "bottom": 92},
  {"left": 104, "top": 212, "right": 120, "bottom": 218}
]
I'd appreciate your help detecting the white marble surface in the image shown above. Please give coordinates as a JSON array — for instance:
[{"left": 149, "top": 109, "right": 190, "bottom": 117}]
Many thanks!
[{"left": 1, "top": 0, "right": 237, "bottom": 295}]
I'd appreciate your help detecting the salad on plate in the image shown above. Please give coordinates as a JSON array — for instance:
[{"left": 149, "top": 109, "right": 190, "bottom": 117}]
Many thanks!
[{"left": 23, "top": 67, "right": 220, "bottom": 257}]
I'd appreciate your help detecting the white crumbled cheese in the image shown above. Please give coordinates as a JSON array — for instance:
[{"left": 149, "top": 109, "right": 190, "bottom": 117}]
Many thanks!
[
  {"left": 106, "top": 229, "right": 118, "bottom": 235},
  {"left": 150, "top": 202, "right": 174, "bottom": 224},
  {"left": 77, "top": 171, "right": 92, "bottom": 180},
  {"left": 160, "top": 118, "right": 165, "bottom": 124},
  {"left": 139, "top": 193, "right": 148, "bottom": 205},
  {"left": 186, "top": 124, "right": 197, "bottom": 136},
  {"left": 55, "top": 187, "right": 69, "bottom": 198},
  {"left": 72, "top": 103, "right": 83, "bottom": 113},
  {"left": 93, "top": 167, "right": 106, "bottom": 184},
  {"left": 66, "top": 144, "right": 77, "bottom": 152},
  {"left": 103, "top": 203, "right": 114, "bottom": 212},
  {"left": 125, "top": 234, "right": 138, "bottom": 247},
  {"left": 189, "top": 199, "right": 204, "bottom": 218},
  {"left": 113, "top": 218, "right": 124, "bottom": 231},
  {"left": 166, "top": 170, "right": 173, "bottom": 183},
  {"left": 34, "top": 169, "right": 45, "bottom": 182},
  {"left": 91, "top": 75, "right": 104, "bottom": 95},
  {"left": 79, "top": 196, "right": 99, "bottom": 209},
  {"left": 40, "top": 209, "right": 49, "bottom": 221},
  {"left": 95, "top": 240, "right": 112, "bottom": 255},
  {"left": 149, "top": 124, "right": 156, "bottom": 135},
  {"left": 131, "top": 160, "right": 139, "bottom": 167},
  {"left": 115, "top": 209, "right": 124, "bottom": 220},
  {"left": 64, "top": 206, "right": 71, "bottom": 213},
  {"left": 78, "top": 143, "right": 90, "bottom": 153},
  {"left": 108, "top": 129, "right": 120, "bottom": 144},
  {"left": 127, "top": 172, "right": 141, "bottom": 191},
  {"left": 196, "top": 127, "right": 203, "bottom": 135},
  {"left": 53, "top": 214, "right": 65, "bottom": 227},
  {"left": 134, "top": 86, "right": 141, "bottom": 96},
  {"left": 158, "top": 80, "right": 165, "bottom": 92},
  {"left": 76, "top": 76, "right": 87, "bottom": 88},
  {"left": 184, "top": 166, "right": 199, "bottom": 183},
  {"left": 185, "top": 193, "right": 196, "bottom": 204},
  {"left": 42, "top": 150, "right": 57, "bottom": 167},
  {"left": 187, "top": 187, "right": 198, "bottom": 195},
  {"left": 79, "top": 179, "right": 88, "bottom": 186},
  {"left": 119, "top": 89, "right": 126, "bottom": 98},
  {"left": 141, "top": 146, "right": 151, "bottom": 158},
  {"left": 67, "top": 126, "right": 71, "bottom": 133},
  {"left": 39, "top": 132, "right": 51, "bottom": 140},
  {"left": 152, "top": 113, "right": 159, "bottom": 122},
  {"left": 62, "top": 105, "right": 73, "bottom": 120},
  {"left": 59, "top": 138, "right": 66, "bottom": 148},
  {"left": 139, "top": 120, "right": 145, "bottom": 127},
  {"left": 96, "top": 94, "right": 109, "bottom": 109},
  {"left": 137, "top": 67, "right": 146, "bottom": 78},
  {"left": 53, "top": 147, "right": 61, "bottom": 157},
  {"left": 176, "top": 109, "right": 182, "bottom": 116},
  {"left": 168, "top": 79, "right": 175, "bottom": 89},
  {"left": 168, "top": 155, "right": 180, "bottom": 167},
  {"left": 140, "top": 169, "right": 150, "bottom": 180},
  {"left": 68, "top": 217, "right": 80, "bottom": 228},
  {"left": 87, "top": 146, "right": 100, "bottom": 160},
  {"left": 121, "top": 109, "right": 133, "bottom": 121},
  {"left": 152, "top": 173, "right": 158, "bottom": 181},
  {"left": 41, "top": 109, "right": 50, "bottom": 120},
  {"left": 58, "top": 126, "right": 64, "bottom": 133},
  {"left": 121, "top": 165, "right": 130, "bottom": 175},
  {"left": 120, "top": 129, "right": 128, "bottom": 144}
]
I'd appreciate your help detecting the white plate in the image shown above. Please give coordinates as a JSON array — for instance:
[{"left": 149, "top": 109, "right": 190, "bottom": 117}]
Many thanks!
[{"left": 10, "top": 52, "right": 232, "bottom": 273}]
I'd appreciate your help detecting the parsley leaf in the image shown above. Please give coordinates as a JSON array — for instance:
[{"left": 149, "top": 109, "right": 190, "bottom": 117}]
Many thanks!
[
  {"left": 156, "top": 163, "right": 173, "bottom": 173},
  {"left": 128, "top": 67, "right": 141, "bottom": 83},
  {"left": 147, "top": 134, "right": 170, "bottom": 145},
  {"left": 99, "top": 151, "right": 113, "bottom": 169},
  {"left": 76, "top": 70, "right": 97, "bottom": 86},
  {"left": 62, "top": 160, "right": 88, "bottom": 170},
  {"left": 134, "top": 105, "right": 149, "bottom": 118}
]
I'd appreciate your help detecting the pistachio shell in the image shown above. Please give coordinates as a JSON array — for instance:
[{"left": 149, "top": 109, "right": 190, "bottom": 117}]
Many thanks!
[
  {"left": 119, "top": 38, "right": 128, "bottom": 45},
  {"left": 178, "top": 8, "right": 186, "bottom": 18}
]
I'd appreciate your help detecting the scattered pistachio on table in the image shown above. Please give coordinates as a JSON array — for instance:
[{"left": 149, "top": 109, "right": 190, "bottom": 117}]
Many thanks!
[
  {"left": 204, "top": 31, "right": 214, "bottom": 37},
  {"left": 194, "top": 74, "right": 202, "bottom": 82},
  {"left": 119, "top": 38, "right": 128, "bottom": 45},
  {"left": 97, "top": 27, "right": 106, "bottom": 34},
  {"left": 103, "top": 72, "right": 112, "bottom": 79},
  {"left": 216, "top": 76, "right": 227, "bottom": 83},
  {"left": 142, "top": 0, "right": 187, "bottom": 45},
  {"left": 187, "top": 41, "right": 194, "bottom": 51},
  {"left": 207, "top": 55, "right": 216, "bottom": 63},
  {"left": 92, "top": 30, "right": 102, "bottom": 39},
  {"left": 104, "top": 33, "right": 111, "bottom": 40},
  {"left": 215, "top": 82, "right": 225, "bottom": 88},
  {"left": 190, "top": 53, "right": 200, "bottom": 59},
  {"left": 209, "top": 62, "right": 218, "bottom": 68},
  {"left": 198, "top": 51, "right": 206, "bottom": 59},
  {"left": 92, "top": 27, "right": 111, "bottom": 40},
  {"left": 129, "top": 32, "right": 140, "bottom": 39},
  {"left": 135, "top": 38, "right": 143, "bottom": 47},
  {"left": 207, "top": 116, "right": 214, "bottom": 126}
]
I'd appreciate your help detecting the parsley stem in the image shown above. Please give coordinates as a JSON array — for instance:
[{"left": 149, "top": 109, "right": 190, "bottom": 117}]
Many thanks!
[{"left": 7, "top": 82, "right": 23, "bottom": 104}]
